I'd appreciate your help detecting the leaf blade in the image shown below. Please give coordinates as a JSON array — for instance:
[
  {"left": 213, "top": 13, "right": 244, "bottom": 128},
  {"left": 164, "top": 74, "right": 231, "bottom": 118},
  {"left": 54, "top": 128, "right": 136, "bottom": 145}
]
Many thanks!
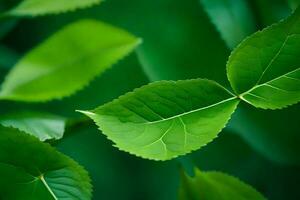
[
  {"left": 0, "top": 111, "right": 65, "bottom": 141},
  {"left": 6, "top": 0, "right": 102, "bottom": 17},
  {"left": 0, "top": 19, "right": 141, "bottom": 102},
  {"left": 0, "top": 126, "right": 92, "bottom": 200},
  {"left": 227, "top": 7, "right": 300, "bottom": 109},
  {"left": 79, "top": 79, "right": 239, "bottom": 161},
  {"left": 179, "top": 168, "right": 266, "bottom": 200}
]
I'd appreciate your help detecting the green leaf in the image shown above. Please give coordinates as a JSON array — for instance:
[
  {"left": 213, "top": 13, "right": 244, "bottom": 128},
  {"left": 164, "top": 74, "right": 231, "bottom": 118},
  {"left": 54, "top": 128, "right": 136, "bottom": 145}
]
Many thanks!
[
  {"left": 179, "top": 168, "right": 266, "bottom": 200},
  {"left": 5, "top": 0, "right": 102, "bottom": 17},
  {"left": 0, "top": 111, "right": 65, "bottom": 141},
  {"left": 227, "top": 7, "right": 300, "bottom": 109},
  {"left": 200, "top": 0, "right": 256, "bottom": 49},
  {"left": 0, "top": 126, "right": 92, "bottom": 200},
  {"left": 288, "top": 0, "right": 300, "bottom": 10},
  {"left": 0, "top": 19, "right": 141, "bottom": 102},
  {"left": 78, "top": 79, "right": 239, "bottom": 161}
]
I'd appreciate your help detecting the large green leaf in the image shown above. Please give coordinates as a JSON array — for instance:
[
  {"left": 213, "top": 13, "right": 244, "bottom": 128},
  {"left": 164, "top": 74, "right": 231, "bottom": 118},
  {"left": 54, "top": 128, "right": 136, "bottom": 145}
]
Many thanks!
[
  {"left": 79, "top": 79, "right": 239, "bottom": 161},
  {"left": 0, "top": 111, "right": 65, "bottom": 141},
  {"left": 4, "top": 0, "right": 102, "bottom": 17},
  {"left": 179, "top": 168, "right": 266, "bottom": 200},
  {"left": 227, "top": 7, "right": 300, "bottom": 109},
  {"left": 200, "top": 0, "right": 256, "bottom": 49},
  {"left": 0, "top": 19, "right": 141, "bottom": 102},
  {"left": 0, "top": 126, "right": 92, "bottom": 199}
]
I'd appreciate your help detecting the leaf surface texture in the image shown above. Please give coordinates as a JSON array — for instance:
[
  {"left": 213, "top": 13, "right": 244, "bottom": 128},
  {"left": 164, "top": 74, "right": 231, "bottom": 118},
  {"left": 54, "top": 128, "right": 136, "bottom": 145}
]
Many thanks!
[
  {"left": 227, "top": 7, "right": 300, "bottom": 109},
  {"left": 0, "top": 126, "right": 92, "bottom": 200},
  {"left": 80, "top": 79, "right": 239, "bottom": 160},
  {"left": 0, "top": 20, "right": 140, "bottom": 102}
]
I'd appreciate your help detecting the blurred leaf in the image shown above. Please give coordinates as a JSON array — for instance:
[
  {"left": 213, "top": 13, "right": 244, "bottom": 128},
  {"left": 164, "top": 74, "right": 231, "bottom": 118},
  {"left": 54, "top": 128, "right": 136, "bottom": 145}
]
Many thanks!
[
  {"left": 200, "top": 0, "right": 256, "bottom": 49},
  {"left": 4, "top": 0, "right": 102, "bottom": 17},
  {"left": 191, "top": 129, "right": 300, "bottom": 199},
  {"left": 79, "top": 79, "right": 239, "bottom": 161},
  {"left": 0, "top": 19, "right": 141, "bottom": 102},
  {"left": 0, "top": 53, "right": 149, "bottom": 119},
  {"left": 2, "top": 0, "right": 230, "bottom": 84},
  {"left": 229, "top": 103, "right": 300, "bottom": 165},
  {"left": 288, "top": 0, "right": 300, "bottom": 10},
  {"left": 0, "top": 126, "right": 92, "bottom": 200},
  {"left": 227, "top": 7, "right": 300, "bottom": 109},
  {"left": 0, "top": 111, "right": 65, "bottom": 141},
  {"left": 179, "top": 168, "right": 266, "bottom": 200}
]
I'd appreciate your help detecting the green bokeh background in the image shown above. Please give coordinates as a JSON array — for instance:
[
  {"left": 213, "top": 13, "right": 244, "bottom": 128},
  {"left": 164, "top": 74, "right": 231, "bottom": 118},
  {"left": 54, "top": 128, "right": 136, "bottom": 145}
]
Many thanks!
[{"left": 1, "top": 0, "right": 299, "bottom": 199}]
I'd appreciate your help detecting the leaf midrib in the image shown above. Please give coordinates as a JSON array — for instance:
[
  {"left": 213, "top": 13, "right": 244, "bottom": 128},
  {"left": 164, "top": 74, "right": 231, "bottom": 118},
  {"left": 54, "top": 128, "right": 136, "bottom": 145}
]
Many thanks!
[
  {"left": 81, "top": 97, "right": 238, "bottom": 125},
  {"left": 144, "top": 97, "right": 237, "bottom": 124},
  {"left": 240, "top": 67, "right": 300, "bottom": 97},
  {"left": 0, "top": 161, "right": 59, "bottom": 199}
]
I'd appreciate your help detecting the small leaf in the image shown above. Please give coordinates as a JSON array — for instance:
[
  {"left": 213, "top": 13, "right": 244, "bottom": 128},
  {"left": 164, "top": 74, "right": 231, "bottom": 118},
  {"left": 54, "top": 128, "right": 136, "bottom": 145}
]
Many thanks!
[
  {"left": 200, "top": 0, "right": 256, "bottom": 49},
  {"left": 227, "top": 7, "right": 300, "bottom": 109},
  {"left": 0, "top": 19, "right": 141, "bottom": 102},
  {"left": 78, "top": 79, "right": 239, "bottom": 161},
  {"left": 0, "top": 111, "right": 65, "bottom": 141},
  {"left": 179, "top": 168, "right": 266, "bottom": 200},
  {"left": 5, "top": 0, "right": 102, "bottom": 17},
  {"left": 0, "top": 126, "right": 92, "bottom": 199}
]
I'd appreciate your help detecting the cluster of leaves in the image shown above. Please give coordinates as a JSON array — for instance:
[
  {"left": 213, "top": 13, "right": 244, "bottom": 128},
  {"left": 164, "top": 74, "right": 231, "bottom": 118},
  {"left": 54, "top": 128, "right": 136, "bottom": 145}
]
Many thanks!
[{"left": 0, "top": 0, "right": 299, "bottom": 199}]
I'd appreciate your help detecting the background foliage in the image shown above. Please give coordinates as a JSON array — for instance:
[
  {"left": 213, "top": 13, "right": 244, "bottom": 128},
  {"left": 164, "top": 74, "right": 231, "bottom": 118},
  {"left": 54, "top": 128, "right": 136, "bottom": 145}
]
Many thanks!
[{"left": 0, "top": 0, "right": 299, "bottom": 199}]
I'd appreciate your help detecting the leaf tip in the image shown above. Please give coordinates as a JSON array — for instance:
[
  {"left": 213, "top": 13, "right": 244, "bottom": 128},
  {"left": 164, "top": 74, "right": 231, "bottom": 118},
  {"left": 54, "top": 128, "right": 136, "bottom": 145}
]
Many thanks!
[{"left": 76, "top": 110, "right": 96, "bottom": 117}]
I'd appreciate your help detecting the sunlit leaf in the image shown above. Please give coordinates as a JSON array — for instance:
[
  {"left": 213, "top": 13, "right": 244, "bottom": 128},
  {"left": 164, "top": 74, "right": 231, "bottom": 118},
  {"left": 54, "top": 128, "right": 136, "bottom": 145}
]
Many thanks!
[
  {"left": 79, "top": 79, "right": 239, "bottom": 161},
  {"left": 0, "top": 111, "right": 65, "bottom": 141},
  {"left": 0, "top": 20, "right": 141, "bottom": 102},
  {"left": 0, "top": 126, "right": 92, "bottom": 199},
  {"left": 179, "top": 168, "right": 266, "bottom": 200},
  {"left": 5, "top": 0, "right": 102, "bottom": 17},
  {"left": 227, "top": 7, "right": 300, "bottom": 109}
]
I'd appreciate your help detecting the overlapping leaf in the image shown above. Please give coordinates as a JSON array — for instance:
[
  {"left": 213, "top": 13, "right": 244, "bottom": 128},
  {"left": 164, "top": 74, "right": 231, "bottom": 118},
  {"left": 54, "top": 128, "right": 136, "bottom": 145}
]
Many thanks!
[
  {"left": 179, "top": 168, "right": 266, "bottom": 200},
  {"left": 0, "top": 111, "right": 65, "bottom": 141},
  {"left": 227, "top": 7, "right": 300, "bottom": 109},
  {"left": 79, "top": 79, "right": 239, "bottom": 160},
  {"left": 0, "top": 19, "right": 141, "bottom": 102},
  {"left": 0, "top": 126, "right": 92, "bottom": 199},
  {"left": 4, "top": 0, "right": 102, "bottom": 17}
]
